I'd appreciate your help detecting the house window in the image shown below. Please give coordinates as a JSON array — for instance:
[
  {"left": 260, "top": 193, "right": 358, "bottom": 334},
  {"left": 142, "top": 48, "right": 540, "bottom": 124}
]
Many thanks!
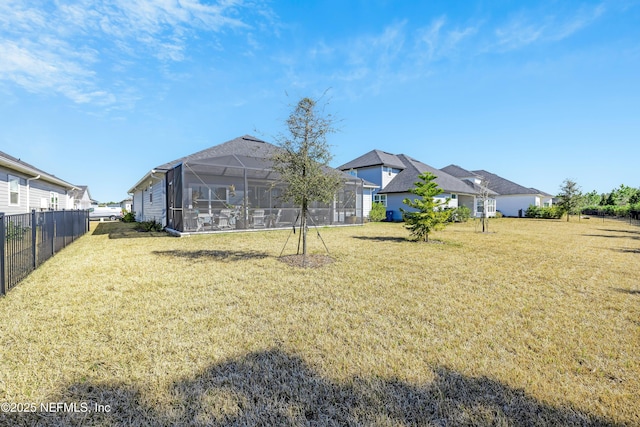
[
  {"left": 149, "top": 185, "right": 153, "bottom": 204},
  {"left": 8, "top": 175, "right": 20, "bottom": 205},
  {"left": 451, "top": 194, "right": 457, "bottom": 199},
  {"left": 50, "top": 192, "right": 59, "bottom": 210},
  {"left": 373, "top": 193, "right": 387, "bottom": 207},
  {"left": 476, "top": 198, "right": 496, "bottom": 214}
]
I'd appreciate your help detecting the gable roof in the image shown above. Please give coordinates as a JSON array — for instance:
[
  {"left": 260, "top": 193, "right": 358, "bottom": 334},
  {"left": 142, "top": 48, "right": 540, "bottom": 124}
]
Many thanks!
[
  {"left": 0, "top": 150, "right": 77, "bottom": 189},
  {"left": 379, "top": 155, "right": 479, "bottom": 195},
  {"left": 472, "top": 169, "right": 548, "bottom": 196},
  {"left": 70, "top": 185, "right": 91, "bottom": 200},
  {"left": 338, "top": 149, "right": 406, "bottom": 170},
  {"left": 440, "top": 164, "right": 479, "bottom": 179}
]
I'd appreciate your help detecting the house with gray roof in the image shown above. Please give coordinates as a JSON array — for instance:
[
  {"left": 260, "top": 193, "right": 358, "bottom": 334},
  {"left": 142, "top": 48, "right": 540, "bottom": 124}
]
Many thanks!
[
  {"left": 128, "top": 135, "right": 367, "bottom": 233},
  {"left": 441, "top": 165, "right": 553, "bottom": 217},
  {"left": 339, "top": 150, "right": 496, "bottom": 221},
  {"left": 1, "top": 151, "right": 78, "bottom": 214},
  {"left": 70, "top": 185, "right": 95, "bottom": 210}
]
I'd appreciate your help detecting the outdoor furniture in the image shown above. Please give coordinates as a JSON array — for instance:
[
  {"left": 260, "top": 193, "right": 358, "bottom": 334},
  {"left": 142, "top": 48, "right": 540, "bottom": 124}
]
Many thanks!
[
  {"left": 198, "top": 213, "right": 217, "bottom": 230},
  {"left": 252, "top": 209, "right": 265, "bottom": 228},
  {"left": 218, "top": 209, "right": 232, "bottom": 229}
]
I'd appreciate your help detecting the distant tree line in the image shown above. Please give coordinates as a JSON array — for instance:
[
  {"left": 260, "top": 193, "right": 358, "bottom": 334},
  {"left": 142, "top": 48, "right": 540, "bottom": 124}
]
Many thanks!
[
  {"left": 550, "top": 180, "right": 640, "bottom": 221},
  {"left": 580, "top": 183, "right": 640, "bottom": 218}
]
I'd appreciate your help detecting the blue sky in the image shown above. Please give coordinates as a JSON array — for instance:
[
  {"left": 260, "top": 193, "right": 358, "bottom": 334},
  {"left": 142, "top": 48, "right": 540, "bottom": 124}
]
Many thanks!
[{"left": 1, "top": 0, "right": 638, "bottom": 202}]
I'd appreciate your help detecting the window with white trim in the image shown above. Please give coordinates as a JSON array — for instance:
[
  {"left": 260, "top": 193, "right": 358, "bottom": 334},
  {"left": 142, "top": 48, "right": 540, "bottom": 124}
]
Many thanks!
[
  {"left": 373, "top": 193, "right": 387, "bottom": 207},
  {"left": 50, "top": 192, "right": 59, "bottom": 210},
  {"left": 8, "top": 175, "right": 20, "bottom": 205}
]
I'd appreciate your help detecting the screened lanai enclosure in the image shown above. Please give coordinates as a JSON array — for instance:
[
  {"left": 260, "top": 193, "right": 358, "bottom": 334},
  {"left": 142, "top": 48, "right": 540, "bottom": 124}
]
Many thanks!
[{"left": 165, "top": 154, "right": 364, "bottom": 233}]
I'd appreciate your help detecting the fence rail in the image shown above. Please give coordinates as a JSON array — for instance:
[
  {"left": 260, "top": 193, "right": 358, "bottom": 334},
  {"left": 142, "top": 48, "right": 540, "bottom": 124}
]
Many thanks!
[{"left": 1, "top": 210, "right": 90, "bottom": 296}]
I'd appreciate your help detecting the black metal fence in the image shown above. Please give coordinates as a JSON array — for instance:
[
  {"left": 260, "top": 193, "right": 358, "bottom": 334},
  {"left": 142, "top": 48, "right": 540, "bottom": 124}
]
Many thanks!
[
  {"left": 1, "top": 210, "right": 90, "bottom": 296},
  {"left": 581, "top": 209, "right": 640, "bottom": 227}
]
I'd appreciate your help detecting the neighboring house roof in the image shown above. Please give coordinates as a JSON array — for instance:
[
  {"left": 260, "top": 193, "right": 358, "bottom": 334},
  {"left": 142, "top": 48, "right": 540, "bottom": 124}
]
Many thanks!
[
  {"left": 0, "top": 150, "right": 77, "bottom": 189},
  {"left": 472, "top": 169, "right": 549, "bottom": 196},
  {"left": 338, "top": 149, "right": 406, "bottom": 170},
  {"left": 379, "top": 155, "right": 480, "bottom": 195},
  {"left": 440, "top": 164, "right": 479, "bottom": 179},
  {"left": 440, "top": 164, "right": 498, "bottom": 196},
  {"left": 529, "top": 188, "right": 553, "bottom": 197},
  {"left": 70, "top": 185, "right": 91, "bottom": 200}
]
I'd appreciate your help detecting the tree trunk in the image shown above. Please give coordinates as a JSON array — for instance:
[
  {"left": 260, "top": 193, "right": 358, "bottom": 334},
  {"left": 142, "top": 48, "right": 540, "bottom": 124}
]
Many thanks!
[{"left": 302, "top": 198, "right": 308, "bottom": 257}]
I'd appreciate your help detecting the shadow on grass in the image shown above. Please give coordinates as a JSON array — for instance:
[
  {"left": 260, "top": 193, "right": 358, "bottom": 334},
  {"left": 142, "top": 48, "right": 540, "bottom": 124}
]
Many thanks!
[
  {"left": 352, "top": 235, "right": 409, "bottom": 243},
  {"left": 92, "top": 222, "right": 169, "bottom": 239},
  {"left": 612, "top": 287, "right": 640, "bottom": 295},
  {"left": 5, "top": 349, "right": 623, "bottom": 426},
  {"left": 152, "top": 249, "right": 269, "bottom": 261},
  {"left": 611, "top": 247, "right": 640, "bottom": 254},
  {"left": 598, "top": 228, "right": 640, "bottom": 235},
  {"left": 583, "top": 234, "right": 640, "bottom": 241}
]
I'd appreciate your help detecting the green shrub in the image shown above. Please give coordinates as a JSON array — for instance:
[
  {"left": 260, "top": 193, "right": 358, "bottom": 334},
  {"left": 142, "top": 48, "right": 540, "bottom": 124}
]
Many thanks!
[
  {"left": 495, "top": 211, "right": 503, "bottom": 218},
  {"left": 5, "top": 221, "right": 28, "bottom": 241},
  {"left": 121, "top": 211, "right": 136, "bottom": 223},
  {"left": 525, "top": 205, "right": 562, "bottom": 219},
  {"left": 369, "top": 202, "right": 386, "bottom": 222},
  {"left": 449, "top": 206, "right": 471, "bottom": 222},
  {"left": 135, "top": 219, "right": 164, "bottom": 232}
]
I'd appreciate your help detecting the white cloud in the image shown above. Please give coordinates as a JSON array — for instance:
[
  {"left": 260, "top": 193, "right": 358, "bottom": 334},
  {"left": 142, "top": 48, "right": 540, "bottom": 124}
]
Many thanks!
[
  {"left": 0, "top": 0, "right": 269, "bottom": 106},
  {"left": 491, "top": 3, "right": 607, "bottom": 52},
  {"left": 415, "top": 17, "right": 478, "bottom": 61}
]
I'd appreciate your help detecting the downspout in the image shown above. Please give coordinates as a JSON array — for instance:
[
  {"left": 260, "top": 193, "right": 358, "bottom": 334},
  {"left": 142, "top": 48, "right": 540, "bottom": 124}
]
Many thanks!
[{"left": 26, "top": 175, "right": 41, "bottom": 213}]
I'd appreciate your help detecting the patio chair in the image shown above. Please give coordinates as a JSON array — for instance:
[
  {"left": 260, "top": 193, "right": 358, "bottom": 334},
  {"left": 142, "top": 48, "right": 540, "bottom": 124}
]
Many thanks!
[
  {"left": 218, "top": 209, "right": 232, "bottom": 229},
  {"left": 198, "top": 213, "right": 216, "bottom": 231},
  {"left": 252, "top": 209, "right": 265, "bottom": 228}
]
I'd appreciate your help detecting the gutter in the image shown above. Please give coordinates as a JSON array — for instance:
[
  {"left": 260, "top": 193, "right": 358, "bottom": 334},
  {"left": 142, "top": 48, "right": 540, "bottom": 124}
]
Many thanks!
[
  {"left": 0, "top": 157, "right": 75, "bottom": 189},
  {"left": 26, "top": 175, "right": 41, "bottom": 213},
  {"left": 127, "top": 168, "right": 167, "bottom": 194}
]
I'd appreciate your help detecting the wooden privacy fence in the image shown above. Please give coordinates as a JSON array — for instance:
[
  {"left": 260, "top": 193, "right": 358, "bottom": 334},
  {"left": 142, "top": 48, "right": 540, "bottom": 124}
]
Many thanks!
[{"left": 0, "top": 210, "right": 90, "bottom": 296}]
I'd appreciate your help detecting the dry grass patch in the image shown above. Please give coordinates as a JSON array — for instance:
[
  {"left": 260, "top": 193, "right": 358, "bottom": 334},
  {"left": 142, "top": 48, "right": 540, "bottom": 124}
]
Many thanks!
[{"left": 0, "top": 218, "right": 638, "bottom": 425}]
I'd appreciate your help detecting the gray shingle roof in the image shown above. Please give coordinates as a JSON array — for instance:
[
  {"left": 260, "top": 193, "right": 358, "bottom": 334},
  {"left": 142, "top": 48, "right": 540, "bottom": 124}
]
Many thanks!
[
  {"left": 338, "top": 149, "right": 406, "bottom": 170},
  {"left": 379, "top": 155, "right": 479, "bottom": 195},
  {"left": 156, "top": 135, "right": 278, "bottom": 170},
  {"left": 440, "top": 164, "right": 479, "bottom": 179},
  {"left": 472, "top": 170, "right": 547, "bottom": 196},
  {"left": 0, "top": 150, "right": 76, "bottom": 188},
  {"left": 151, "top": 134, "right": 360, "bottom": 183}
]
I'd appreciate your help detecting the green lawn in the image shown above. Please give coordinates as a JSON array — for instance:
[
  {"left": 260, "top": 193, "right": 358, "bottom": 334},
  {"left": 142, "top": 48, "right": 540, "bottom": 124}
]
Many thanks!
[{"left": 1, "top": 218, "right": 638, "bottom": 426}]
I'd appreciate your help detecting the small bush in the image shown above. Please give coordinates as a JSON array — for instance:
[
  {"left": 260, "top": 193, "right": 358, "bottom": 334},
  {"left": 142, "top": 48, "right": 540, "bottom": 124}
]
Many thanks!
[
  {"left": 121, "top": 211, "right": 136, "bottom": 223},
  {"left": 525, "top": 205, "right": 562, "bottom": 219},
  {"left": 369, "top": 202, "right": 387, "bottom": 222},
  {"left": 135, "top": 219, "right": 164, "bottom": 232},
  {"left": 495, "top": 211, "right": 504, "bottom": 218},
  {"left": 449, "top": 206, "right": 471, "bottom": 223}
]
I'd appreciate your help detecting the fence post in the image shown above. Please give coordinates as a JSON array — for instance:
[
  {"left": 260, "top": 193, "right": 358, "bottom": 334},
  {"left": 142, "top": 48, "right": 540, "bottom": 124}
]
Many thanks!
[
  {"left": 31, "top": 210, "right": 37, "bottom": 269},
  {"left": 0, "top": 213, "right": 6, "bottom": 296},
  {"left": 62, "top": 209, "right": 67, "bottom": 249},
  {"left": 52, "top": 211, "right": 56, "bottom": 256}
]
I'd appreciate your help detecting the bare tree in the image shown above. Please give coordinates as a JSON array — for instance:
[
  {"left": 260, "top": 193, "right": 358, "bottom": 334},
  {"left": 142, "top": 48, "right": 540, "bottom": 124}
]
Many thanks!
[
  {"left": 271, "top": 96, "right": 343, "bottom": 258},
  {"left": 477, "top": 176, "right": 492, "bottom": 233}
]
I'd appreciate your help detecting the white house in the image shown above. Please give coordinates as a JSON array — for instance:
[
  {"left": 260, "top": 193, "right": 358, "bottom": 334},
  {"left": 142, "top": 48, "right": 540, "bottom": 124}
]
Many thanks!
[
  {"left": 339, "top": 150, "right": 496, "bottom": 221},
  {"left": 442, "top": 165, "right": 553, "bottom": 217},
  {"left": 1, "top": 151, "right": 78, "bottom": 214},
  {"left": 70, "top": 186, "right": 94, "bottom": 210}
]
